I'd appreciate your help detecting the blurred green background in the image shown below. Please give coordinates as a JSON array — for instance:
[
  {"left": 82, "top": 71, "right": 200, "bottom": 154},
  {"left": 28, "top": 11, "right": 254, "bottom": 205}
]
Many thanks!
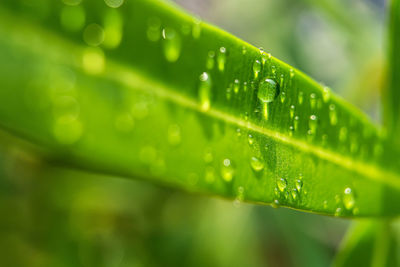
[{"left": 0, "top": 0, "right": 394, "bottom": 266}]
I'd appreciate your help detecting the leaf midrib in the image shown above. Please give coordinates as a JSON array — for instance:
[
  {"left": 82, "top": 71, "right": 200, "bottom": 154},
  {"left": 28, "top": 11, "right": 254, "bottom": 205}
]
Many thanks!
[{"left": 1, "top": 8, "right": 400, "bottom": 190}]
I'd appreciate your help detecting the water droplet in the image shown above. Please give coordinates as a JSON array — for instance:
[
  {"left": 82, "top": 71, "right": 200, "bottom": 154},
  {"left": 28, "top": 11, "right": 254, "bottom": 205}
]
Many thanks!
[
  {"left": 167, "top": 124, "right": 181, "bottom": 145},
  {"left": 287, "top": 105, "right": 295, "bottom": 120},
  {"left": 294, "top": 116, "right": 299, "bottom": 131},
  {"left": 206, "top": 51, "right": 215, "bottom": 70},
  {"left": 329, "top": 104, "right": 337, "bottom": 126},
  {"left": 242, "top": 46, "right": 247, "bottom": 55},
  {"left": 261, "top": 51, "right": 271, "bottom": 65},
  {"left": 271, "top": 199, "right": 280, "bottom": 208},
  {"left": 104, "top": 0, "right": 124, "bottom": 8},
  {"left": 277, "top": 178, "right": 287, "bottom": 192},
  {"left": 295, "top": 179, "right": 303, "bottom": 192},
  {"left": 309, "top": 115, "right": 318, "bottom": 135},
  {"left": 198, "top": 72, "right": 211, "bottom": 111},
  {"left": 323, "top": 87, "right": 331, "bottom": 103},
  {"left": 323, "top": 200, "right": 328, "bottom": 209},
  {"left": 147, "top": 17, "right": 161, "bottom": 42},
  {"left": 289, "top": 69, "right": 295, "bottom": 78},
  {"left": 83, "top": 23, "right": 105, "bottom": 46},
  {"left": 217, "top": 47, "right": 226, "bottom": 72},
  {"left": 280, "top": 91, "right": 286, "bottom": 103},
  {"left": 335, "top": 207, "right": 342, "bottom": 216},
  {"left": 221, "top": 158, "right": 234, "bottom": 182},
  {"left": 233, "top": 79, "right": 240, "bottom": 94},
  {"left": 339, "top": 127, "right": 348, "bottom": 142},
  {"left": 248, "top": 134, "right": 254, "bottom": 145},
  {"left": 289, "top": 126, "right": 294, "bottom": 136},
  {"left": 233, "top": 128, "right": 240, "bottom": 138},
  {"left": 343, "top": 187, "right": 355, "bottom": 210},
  {"left": 258, "top": 78, "right": 279, "bottom": 120},
  {"left": 291, "top": 188, "right": 299, "bottom": 201},
  {"left": 250, "top": 156, "right": 264, "bottom": 172},
  {"left": 192, "top": 18, "right": 201, "bottom": 39},
  {"left": 298, "top": 91, "right": 304, "bottom": 105},
  {"left": 226, "top": 85, "right": 232, "bottom": 100},
  {"left": 310, "top": 93, "right": 317, "bottom": 110},
  {"left": 253, "top": 59, "right": 261, "bottom": 78},
  {"left": 162, "top": 28, "right": 181, "bottom": 62},
  {"left": 243, "top": 82, "right": 248, "bottom": 92}
]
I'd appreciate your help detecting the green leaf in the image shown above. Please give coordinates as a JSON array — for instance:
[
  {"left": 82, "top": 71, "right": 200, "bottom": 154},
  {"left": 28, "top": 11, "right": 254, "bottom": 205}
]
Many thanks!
[
  {"left": 0, "top": 0, "right": 399, "bottom": 217},
  {"left": 333, "top": 220, "right": 398, "bottom": 267},
  {"left": 385, "top": 0, "right": 400, "bottom": 141}
]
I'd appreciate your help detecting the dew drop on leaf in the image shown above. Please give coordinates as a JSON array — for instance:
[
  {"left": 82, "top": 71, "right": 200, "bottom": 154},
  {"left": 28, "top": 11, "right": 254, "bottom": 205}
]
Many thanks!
[
  {"left": 248, "top": 134, "right": 254, "bottom": 145},
  {"left": 310, "top": 93, "right": 317, "bottom": 110},
  {"left": 233, "top": 79, "right": 240, "bottom": 94},
  {"left": 277, "top": 178, "right": 287, "bottom": 192},
  {"left": 295, "top": 179, "right": 303, "bottom": 192},
  {"left": 206, "top": 51, "right": 215, "bottom": 70},
  {"left": 198, "top": 72, "right": 211, "bottom": 111},
  {"left": 162, "top": 27, "right": 181, "bottom": 62},
  {"left": 217, "top": 47, "right": 226, "bottom": 72},
  {"left": 192, "top": 18, "right": 201, "bottom": 39},
  {"left": 221, "top": 158, "right": 234, "bottom": 182},
  {"left": 250, "top": 156, "right": 264, "bottom": 172},
  {"left": 290, "top": 105, "right": 295, "bottom": 119},
  {"left": 343, "top": 187, "right": 355, "bottom": 210},
  {"left": 329, "top": 104, "right": 338, "bottom": 126},
  {"left": 309, "top": 115, "right": 318, "bottom": 135},
  {"left": 253, "top": 59, "right": 261, "bottom": 78},
  {"left": 323, "top": 87, "right": 331, "bottom": 103}
]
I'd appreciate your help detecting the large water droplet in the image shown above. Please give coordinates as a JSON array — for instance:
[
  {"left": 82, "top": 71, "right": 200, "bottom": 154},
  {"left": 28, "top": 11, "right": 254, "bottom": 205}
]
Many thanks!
[
  {"left": 221, "top": 158, "right": 234, "bottom": 182},
  {"left": 250, "top": 156, "right": 264, "bottom": 172},
  {"left": 162, "top": 28, "right": 181, "bottom": 62},
  {"left": 198, "top": 72, "right": 211, "bottom": 111},
  {"left": 217, "top": 47, "right": 226, "bottom": 72},
  {"left": 258, "top": 78, "right": 279, "bottom": 120}
]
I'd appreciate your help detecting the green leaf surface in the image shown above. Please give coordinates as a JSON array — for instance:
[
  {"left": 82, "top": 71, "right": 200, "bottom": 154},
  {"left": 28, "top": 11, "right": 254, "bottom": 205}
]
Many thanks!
[
  {"left": 0, "top": 0, "right": 399, "bottom": 217},
  {"left": 333, "top": 220, "right": 398, "bottom": 267}
]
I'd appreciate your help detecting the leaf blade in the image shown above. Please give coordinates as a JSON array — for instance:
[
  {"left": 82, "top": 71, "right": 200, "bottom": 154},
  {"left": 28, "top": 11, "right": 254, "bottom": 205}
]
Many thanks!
[{"left": 0, "top": 0, "right": 399, "bottom": 217}]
